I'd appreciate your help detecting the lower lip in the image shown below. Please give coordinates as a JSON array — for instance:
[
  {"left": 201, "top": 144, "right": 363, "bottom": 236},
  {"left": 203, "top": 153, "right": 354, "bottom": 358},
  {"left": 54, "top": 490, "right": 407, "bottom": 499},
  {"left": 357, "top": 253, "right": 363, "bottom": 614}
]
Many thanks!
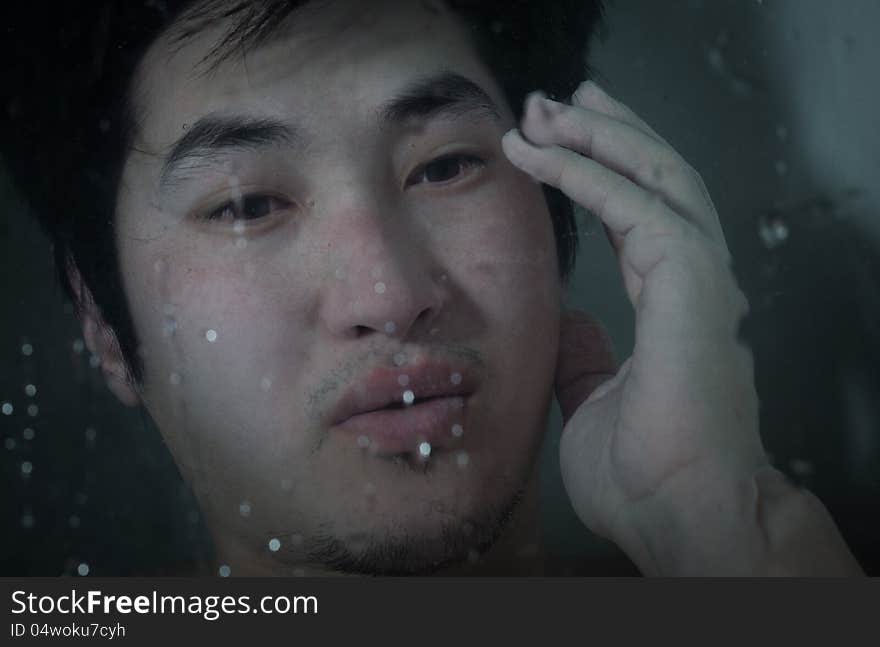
[{"left": 332, "top": 396, "right": 468, "bottom": 456}]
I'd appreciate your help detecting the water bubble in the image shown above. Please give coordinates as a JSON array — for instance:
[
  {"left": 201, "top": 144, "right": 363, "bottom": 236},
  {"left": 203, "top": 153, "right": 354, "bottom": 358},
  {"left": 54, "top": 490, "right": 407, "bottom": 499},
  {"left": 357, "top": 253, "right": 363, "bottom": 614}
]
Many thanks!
[
  {"left": 21, "top": 343, "right": 33, "bottom": 356},
  {"left": 260, "top": 376, "right": 273, "bottom": 391},
  {"left": 450, "top": 372, "right": 462, "bottom": 385},
  {"left": 218, "top": 565, "right": 231, "bottom": 577},
  {"left": 758, "top": 213, "right": 789, "bottom": 249},
  {"left": 268, "top": 538, "right": 281, "bottom": 552},
  {"left": 357, "top": 435, "right": 371, "bottom": 449},
  {"left": 161, "top": 316, "right": 177, "bottom": 338},
  {"left": 439, "top": 274, "right": 448, "bottom": 282},
  {"left": 2, "top": 402, "right": 12, "bottom": 415},
  {"left": 4, "top": 438, "right": 15, "bottom": 450},
  {"left": 290, "top": 533, "right": 304, "bottom": 547},
  {"left": 418, "top": 442, "right": 432, "bottom": 458},
  {"left": 233, "top": 220, "right": 246, "bottom": 235},
  {"left": 69, "top": 515, "right": 81, "bottom": 528},
  {"left": 775, "top": 124, "right": 788, "bottom": 141},
  {"left": 77, "top": 563, "right": 89, "bottom": 576},
  {"left": 22, "top": 514, "right": 34, "bottom": 529},
  {"left": 24, "top": 384, "right": 36, "bottom": 397},
  {"left": 451, "top": 397, "right": 464, "bottom": 410},
  {"left": 85, "top": 427, "right": 97, "bottom": 443},
  {"left": 451, "top": 424, "right": 464, "bottom": 438},
  {"left": 26, "top": 404, "right": 39, "bottom": 417},
  {"left": 334, "top": 268, "right": 346, "bottom": 280},
  {"left": 280, "top": 479, "right": 293, "bottom": 491},
  {"left": 402, "top": 390, "right": 415, "bottom": 405},
  {"left": 88, "top": 354, "right": 101, "bottom": 368},
  {"left": 384, "top": 321, "right": 397, "bottom": 334},
  {"left": 23, "top": 428, "right": 34, "bottom": 441},
  {"left": 235, "top": 237, "right": 247, "bottom": 249},
  {"left": 397, "top": 374, "right": 410, "bottom": 387},
  {"left": 75, "top": 492, "right": 88, "bottom": 505},
  {"left": 21, "top": 461, "right": 33, "bottom": 475},
  {"left": 371, "top": 267, "right": 383, "bottom": 279},
  {"left": 456, "top": 451, "right": 469, "bottom": 468},
  {"left": 774, "top": 160, "right": 788, "bottom": 176},
  {"left": 363, "top": 482, "right": 376, "bottom": 497},
  {"left": 72, "top": 339, "right": 85, "bottom": 354},
  {"left": 205, "top": 329, "right": 218, "bottom": 343},
  {"left": 374, "top": 282, "right": 386, "bottom": 294},
  {"left": 706, "top": 47, "right": 724, "bottom": 73},
  {"left": 393, "top": 352, "right": 407, "bottom": 366},
  {"left": 169, "top": 372, "right": 182, "bottom": 386},
  {"left": 239, "top": 502, "right": 251, "bottom": 517}
]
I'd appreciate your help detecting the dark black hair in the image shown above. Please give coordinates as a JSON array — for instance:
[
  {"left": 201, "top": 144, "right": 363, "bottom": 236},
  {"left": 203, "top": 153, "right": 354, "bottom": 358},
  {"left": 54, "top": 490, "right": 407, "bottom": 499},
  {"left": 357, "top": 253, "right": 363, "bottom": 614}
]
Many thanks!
[{"left": 1, "top": 0, "right": 604, "bottom": 385}]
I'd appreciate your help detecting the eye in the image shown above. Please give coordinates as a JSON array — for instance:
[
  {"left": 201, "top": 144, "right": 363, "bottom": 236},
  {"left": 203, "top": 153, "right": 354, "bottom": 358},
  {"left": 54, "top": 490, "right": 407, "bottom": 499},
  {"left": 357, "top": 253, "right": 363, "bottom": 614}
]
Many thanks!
[
  {"left": 200, "top": 193, "right": 292, "bottom": 223},
  {"left": 406, "top": 154, "right": 485, "bottom": 187}
]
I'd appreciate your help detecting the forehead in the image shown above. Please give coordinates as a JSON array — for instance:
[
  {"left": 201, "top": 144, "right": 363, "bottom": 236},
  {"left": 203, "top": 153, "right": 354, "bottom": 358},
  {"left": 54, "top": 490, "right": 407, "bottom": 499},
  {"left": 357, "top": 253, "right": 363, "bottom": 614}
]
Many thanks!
[{"left": 132, "top": 0, "right": 502, "bottom": 151}]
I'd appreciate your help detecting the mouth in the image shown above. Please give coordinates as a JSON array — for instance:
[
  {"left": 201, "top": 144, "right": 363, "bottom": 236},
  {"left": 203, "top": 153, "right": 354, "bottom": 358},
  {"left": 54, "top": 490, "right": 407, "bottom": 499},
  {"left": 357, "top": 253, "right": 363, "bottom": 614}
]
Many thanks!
[{"left": 327, "top": 358, "right": 476, "bottom": 457}]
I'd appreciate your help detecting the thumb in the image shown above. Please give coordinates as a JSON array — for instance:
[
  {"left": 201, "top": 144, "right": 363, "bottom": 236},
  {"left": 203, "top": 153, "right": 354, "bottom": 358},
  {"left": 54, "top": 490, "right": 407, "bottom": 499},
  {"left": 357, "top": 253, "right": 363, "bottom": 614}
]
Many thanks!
[{"left": 555, "top": 309, "right": 618, "bottom": 425}]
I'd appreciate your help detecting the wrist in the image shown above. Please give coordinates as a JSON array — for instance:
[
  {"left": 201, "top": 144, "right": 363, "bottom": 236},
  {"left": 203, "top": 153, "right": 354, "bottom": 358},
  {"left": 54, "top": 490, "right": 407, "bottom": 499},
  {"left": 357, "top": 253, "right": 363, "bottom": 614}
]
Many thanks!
[{"left": 612, "top": 463, "right": 863, "bottom": 576}]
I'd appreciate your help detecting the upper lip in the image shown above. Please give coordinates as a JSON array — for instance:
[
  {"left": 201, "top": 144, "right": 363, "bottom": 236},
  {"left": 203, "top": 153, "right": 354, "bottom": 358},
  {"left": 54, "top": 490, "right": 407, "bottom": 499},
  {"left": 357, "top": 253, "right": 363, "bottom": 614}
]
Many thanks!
[{"left": 328, "top": 356, "right": 477, "bottom": 427}]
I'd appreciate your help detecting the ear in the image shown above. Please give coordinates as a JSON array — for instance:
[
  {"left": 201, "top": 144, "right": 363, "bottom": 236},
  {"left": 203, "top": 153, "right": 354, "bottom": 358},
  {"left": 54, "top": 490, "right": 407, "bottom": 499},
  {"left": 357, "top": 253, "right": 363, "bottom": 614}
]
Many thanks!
[{"left": 66, "top": 259, "right": 141, "bottom": 407}]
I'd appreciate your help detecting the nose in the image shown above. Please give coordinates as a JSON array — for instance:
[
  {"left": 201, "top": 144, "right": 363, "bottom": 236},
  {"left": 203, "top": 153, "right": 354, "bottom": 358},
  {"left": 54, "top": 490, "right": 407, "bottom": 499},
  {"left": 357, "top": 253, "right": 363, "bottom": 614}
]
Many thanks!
[{"left": 319, "top": 198, "right": 446, "bottom": 341}]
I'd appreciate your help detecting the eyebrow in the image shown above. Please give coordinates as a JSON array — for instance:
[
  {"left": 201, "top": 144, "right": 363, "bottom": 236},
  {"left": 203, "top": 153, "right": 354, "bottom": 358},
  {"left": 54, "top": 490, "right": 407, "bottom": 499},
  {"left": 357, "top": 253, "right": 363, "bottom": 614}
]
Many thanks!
[{"left": 157, "top": 71, "right": 501, "bottom": 193}]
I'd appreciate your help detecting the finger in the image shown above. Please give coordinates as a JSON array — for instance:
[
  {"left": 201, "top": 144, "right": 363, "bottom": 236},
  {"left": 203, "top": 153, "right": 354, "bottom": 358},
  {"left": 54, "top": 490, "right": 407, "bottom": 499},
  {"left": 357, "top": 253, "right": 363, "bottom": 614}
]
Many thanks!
[
  {"left": 502, "top": 127, "right": 700, "bottom": 273},
  {"left": 520, "top": 92, "right": 727, "bottom": 247},
  {"left": 554, "top": 309, "right": 618, "bottom": 425},
  {"left": 571, "top": 80, "right": 670, "bottom": 146}
]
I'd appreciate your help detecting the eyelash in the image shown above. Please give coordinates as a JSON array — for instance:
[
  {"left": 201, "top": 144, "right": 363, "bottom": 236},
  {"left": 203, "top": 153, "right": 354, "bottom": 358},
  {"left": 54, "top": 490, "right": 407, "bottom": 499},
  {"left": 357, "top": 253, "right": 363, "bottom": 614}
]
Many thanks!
[{"left": 196, "top": 153, "right": 486, "bottom": 223}]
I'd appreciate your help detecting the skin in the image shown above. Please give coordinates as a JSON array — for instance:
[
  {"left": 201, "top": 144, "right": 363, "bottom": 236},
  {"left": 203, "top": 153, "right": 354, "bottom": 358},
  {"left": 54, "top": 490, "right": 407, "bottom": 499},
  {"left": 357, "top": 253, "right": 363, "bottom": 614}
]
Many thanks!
[
  {"left": 85, "top": 0, "right": 560, "bottom": 575},
  {"left": 79, "top": 0, "right": 863, "bottom": 575}
]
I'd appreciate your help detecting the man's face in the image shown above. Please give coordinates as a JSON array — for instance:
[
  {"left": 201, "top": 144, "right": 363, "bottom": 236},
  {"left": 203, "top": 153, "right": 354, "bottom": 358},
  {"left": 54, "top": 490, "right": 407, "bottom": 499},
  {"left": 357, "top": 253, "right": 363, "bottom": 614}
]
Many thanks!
[{"left": 114, "top": 0, "right": 561, "bottom": 573}]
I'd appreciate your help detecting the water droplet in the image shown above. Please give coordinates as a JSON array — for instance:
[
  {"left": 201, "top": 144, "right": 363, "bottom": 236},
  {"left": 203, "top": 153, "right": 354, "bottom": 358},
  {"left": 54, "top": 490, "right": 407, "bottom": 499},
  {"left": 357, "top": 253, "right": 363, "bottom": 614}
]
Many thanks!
[
  {"left": 26, "top": 404, "right": 38, "bottom": 417},
  {"left": 451, "top": 424, "right": 463, "bottom": 438},
  {"left": 374, "top": 282, "right": 386, "bottom": 294},
  {"left": 439, "top": 274, "right": 448, "bottom": 282},
  {"left": 77, "top": 563, "right": 89, "bottom": 576},
  {"left": 775, "top": 124, "right": 788, "bottom": 141},
  {"left": 24, "top": 384, "right": 36, "bottom": 397},
  {"left": 371, "top": 267, "right": 383, "bottom": 279},
  {"left": 334, "top": 267, "right": 346, "bottom": 280},
  {"left": 280, "top": 478, "right": 293, "bottom": 491},
  {"left": 218, "top": 564, "right": 231, "bottom": 577},
  {"left": 22, "top": 513, "right": 34, "bottom": 528},
  {"left": 205, "top": 329, "right": 218, "bottom": 343},
  {"left": 397, "top": 374, "right": 410, "bottom": 387},
  {"left": 402, "top": 390, "right": 415, "bottom": 405},
  {"left": 357, "top": 435, "right": 371, "bottom": 449},
  {"left": 789, "top": 458, "right": 814, "bottom": 477},
  {"left": 2, "top": 402, "right": 12, "bottom": 415},
  {"left": 774, "top": 160, "right": 788, "bottom": 176},
  {"left": 4, "top": 438, "right": 15, "bottom": 450},
  {"left": 88, "top": 354, "right": 101, "bottom": 368},
  {"left": 363, "top": 482, "right": 376, "bottom": 497},
  {"left": 239, "top": 502, "right": 251, "bottom": 517},
  {"left": 233, "top": 220, "right": 246, "bottom": 235},
  {"left": 268, "top": 538, "right": 281, "bottom": 552},
  {"left": 260, "top": 376, "right": 273, "bottom": 391},
  {"left": 384, "top": 321, "right": 397, "bottom": 334},
  {"left": 85, "top": 427, "right": 97, "bottom": 443},
  {"left": 393, "top": 352, "right": 407, "bottom": 367},
  {"left": 21, "top": 460, "right": 33, "bottom": 475},
  {"left": 22, "top": 428, "right": 34, "bottom": 441},
  {"left": 72, "top": 339, "right": 85, "bottom": 354},
  {"left": 69, "top": 515, "right": 81, "bottom": 528},
  {"left": 456, "top": 451, "right": 469, "bottom": 468},
  {"left": 235, "top": 237, "right": 247, "bottom": 249},
  {"left": 21, "top": 343, "right": 33, "bottom": 356},
  {"left": 75, "top": 492, "right": 88, "bottom": 505},
  {"left": 758, "top": 213, "right": 789, "bottom": 249},
  {"left": 169, "top": 372, "right": 182, "bottom": 385},
  {"left": 290, "top": 533, "right": 304, "bottom": 546},
  {"left": 451, "top": 396, "right": 464, "bottom": 410},
  {"left": 450, "top": 372, "right": 462, "bottom": 385},
  {"left": 418, "top": 442, "right": 432, "bottom": 457},
  {"left": 706, "top": 47, "right": 724, "bottom": 73}
]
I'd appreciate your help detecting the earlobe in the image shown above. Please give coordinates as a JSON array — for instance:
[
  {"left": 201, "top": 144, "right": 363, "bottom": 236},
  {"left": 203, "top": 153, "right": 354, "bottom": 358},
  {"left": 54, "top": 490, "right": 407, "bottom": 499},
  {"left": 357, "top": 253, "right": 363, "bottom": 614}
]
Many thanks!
[{"left": 68, "top": 262, "right": 142, "bottom": 408}]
